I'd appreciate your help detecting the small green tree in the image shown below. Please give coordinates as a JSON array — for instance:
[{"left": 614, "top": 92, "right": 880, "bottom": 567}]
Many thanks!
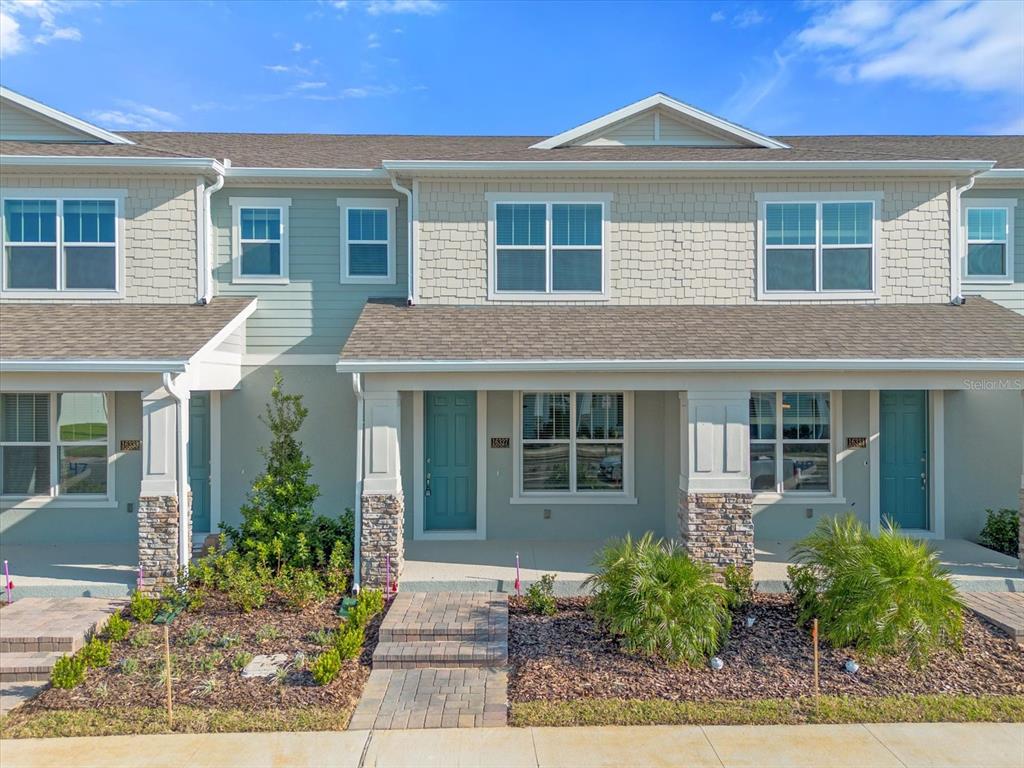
[{"left": 223, "top": 372, "right": 321, "bottom": 571}]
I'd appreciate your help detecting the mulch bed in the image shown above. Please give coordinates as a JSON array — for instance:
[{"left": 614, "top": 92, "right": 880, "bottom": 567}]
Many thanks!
[
  {"left": 508, "top": 594, "right": 1024, "bottom": 703},
  {"left": 24, "top": 591, "right": 381, "bottom": 714}
]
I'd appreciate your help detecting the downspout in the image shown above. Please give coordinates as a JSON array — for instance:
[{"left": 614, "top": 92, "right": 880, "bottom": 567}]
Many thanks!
[
  {"left": 388, "top": 171, "right": 414, "bottom": 305},
  {"left": 351, "top": 372, "right": 364, "bottom": 592},
  {"left": 200, "top": 168, "right": 225, "bottom": 305},
  {"left": 162, "top": 371, "right": 191, "bottom": 577},
  {"left": 949, "top": 174, "right": 977, "bottom": 304}
]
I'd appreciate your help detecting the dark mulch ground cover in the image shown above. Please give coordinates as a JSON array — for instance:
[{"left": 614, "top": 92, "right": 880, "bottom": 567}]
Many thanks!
[
  {"left": 508, "top": 594, "right": 1024, "bottom": 703},
  {"left": 25, "top": 591, "right": 381, "bottom": 713}
]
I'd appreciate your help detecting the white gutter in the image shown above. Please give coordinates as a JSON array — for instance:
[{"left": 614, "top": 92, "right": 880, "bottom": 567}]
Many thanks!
[
  {"left": 0, "top": 156, "right": 225, "bottom": 173},
  {"left": 978, "top": 168, "right": 1024, "bottom": 179},
  {"left": 381, "top": 159, "right": 995, "bottom": 174},
  {"left": 387, "top": 171, "right": 415, "bottom": 304},
  {"left": 351, "top": 372, "right": 364, "bottom": 592},
  {"left": 201, "top": 169, "right": 226, "bottom": 304},
  {"left": 949, "top": 173, "right": 978, "bottom": 303},
  {"left": 0, "top": 359, "right": 188, "bottom": 373},
  {"left": 223, "top": 167, "right": 388, "bottom": 180},
  {"left": 337, "top": 357, "right": 1024, "bottom": 374},
  {"left": 161, "top": 371, "right": 191, "bottom": 578}
]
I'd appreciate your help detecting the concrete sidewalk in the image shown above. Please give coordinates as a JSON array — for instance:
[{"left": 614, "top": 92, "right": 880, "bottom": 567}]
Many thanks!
[{"left": 2, "top": 722, "right": 1022, "bottom": 768}]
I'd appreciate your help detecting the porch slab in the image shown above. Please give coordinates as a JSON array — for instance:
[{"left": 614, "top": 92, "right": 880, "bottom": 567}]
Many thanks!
[{"left": 0, "top": 542, "right": 136, "bottom": 599}]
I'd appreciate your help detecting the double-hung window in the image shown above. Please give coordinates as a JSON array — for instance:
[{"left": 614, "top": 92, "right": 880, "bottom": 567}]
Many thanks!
[
  {"left": 517, "top": 391, "right": 631, "bottom": 499},
  {"left": 963, "top": 199, "right": 1016, "bottom": 282},
  {"left": 1, "top": 393, "right": 112, "bottom": 500},
  {"left": 758, "top": 194, "right": 880, "bottom": 298},
  {"left": 749, "top": 391, "right": 832, "bottom": 495},
  {"left": 340, "top": 198, "right": 397, "bottom": 283},
  {"left": 230, "top": 198, "right": 290, "bottom": 283},
  {"left": 2, "top": 193, "right": 121, "bottom": 296},
  {"left": 488, "top": 195, "right": 610, "bottom": 299}
]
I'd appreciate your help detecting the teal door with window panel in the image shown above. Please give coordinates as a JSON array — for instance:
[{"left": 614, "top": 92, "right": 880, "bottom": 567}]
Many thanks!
[
  {"left": 879, "top": 390, "right": 928, "bottom": 530},
  {"left": 424, "top": 392, "right": 476, "bottom": 532},
  {"left": 188, "top": 393, "right": 212, "bottom": 534}
]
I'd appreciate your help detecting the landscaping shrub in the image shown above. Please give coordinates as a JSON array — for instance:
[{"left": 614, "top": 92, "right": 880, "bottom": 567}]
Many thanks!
[
  {"left": 789, "top": 515, "right": 963, "bottom": 667},
  {"left": 525, "top": 573, "right": 557, "bottom": 616},
  {"left": 584, "top": 533, "right": 732, "bottom": 666},
  {"left": 255, "top": 624, "right": 281, "bottom": 643},
  {"left": 79, "top": 638, "right": 112, "bottom": 669},
  {"left": 356, "top": 587, "right": 384, "bottom": 617},
  {"left": 324, "top": 540, "right": 352, "bottom": 595},
  {"left": 51, "top": 654, "right": 87, "bottom": 689},
  {"left": 978, "top": 508, "right": 1019, "bottom": 558},
  {"left": 310, "top": 649, "right": 342, "bottom": 685},
  {"left": 221, "top": 559, "right": 270, "bottom": 613},
  {"left": 280, "top": 567, "right": 327, "bottom": 610},
  {"left": 334, "top": 625, "right": 364, "bottom": 661},
  {"left": 181, "top": 622, "right": 210, "bottom": 647},
  {"left": 119, "top": 658, "right": 139, "bottom": 676},
  {"left": 129, "top": 591, "right": 159, "bottom": 624},
  {"left": 103, "top": 613, "right": 131, "bottom": 642},
  {"left": 230, "top": 651, "right": 254, "bottom": 673},
  {"left": 130, "top": 627, "right": 155, "bottom": 648},
  {"left": 723, "top": 564, "right": 754, "bottom": 610}
]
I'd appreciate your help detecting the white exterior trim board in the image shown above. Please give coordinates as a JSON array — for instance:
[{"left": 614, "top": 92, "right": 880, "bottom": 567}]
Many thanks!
[{"left": 1, "top": 86, "right": 134, "bottom": 145}]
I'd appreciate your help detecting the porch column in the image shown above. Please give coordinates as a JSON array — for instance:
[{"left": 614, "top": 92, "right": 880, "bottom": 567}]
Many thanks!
[
  {"left": 138, "top": 383, "right": 190, "bottom": 594},
  {"left": 677, "top": 391, "right": 754, "bottom": 569},
  {"left": 360, "top": 391, "right": 404, "bottom": 589}
]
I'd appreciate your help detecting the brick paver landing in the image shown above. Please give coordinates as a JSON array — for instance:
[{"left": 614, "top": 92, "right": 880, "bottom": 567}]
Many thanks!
[
  {"left": 962, "top": 591, "right": 1024, "bottom": 642},
  {"left": 350, "top": 591, "right": 509, "bottom": 730}
]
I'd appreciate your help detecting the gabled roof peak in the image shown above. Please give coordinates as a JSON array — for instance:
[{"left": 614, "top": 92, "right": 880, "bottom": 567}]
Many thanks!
[
  {"left": 0, "top": 85, "right": 134, "bottom": 145},
  {"left": 530, "top": 93, "right": 789, "bottom": 150}
]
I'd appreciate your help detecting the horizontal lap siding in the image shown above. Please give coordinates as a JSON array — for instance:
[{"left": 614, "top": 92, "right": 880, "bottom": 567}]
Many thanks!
[
  {"left": 962, "top": 186, "right": 1024, "bottom": 314},
  {"left": 416, "top": 178, "right": 951, "bottom": 305},
  {"left": 211, "top": 187, "right": 407, "bottom": 355}
]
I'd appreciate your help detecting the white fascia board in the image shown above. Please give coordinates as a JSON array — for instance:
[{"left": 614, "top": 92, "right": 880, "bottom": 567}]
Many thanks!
[
  {"left": 0, "top": 359, "right": 188, "bottom": 373},
  {"left": 1, "top": 86, "right": 135, "bottom": 145},
  {"left": 189, "top": 298, "right": 259, "bottom": 362},
  {"left": 381, "top": 159, "right": 995, "bottom": 174},
  {"left": 0, "top": 156, "right": 225, "bottom": 174},
  {"left": 337, "top": 358, "right": 1024, "bottom": 374},
  {"left": 530, "top": 93, "right": 790, "bottom": 150},
  {"left": 978, "top": 168, "right": 1024, "bottom": 179},
  {"left": 224, "top": 167, "right": 389, "bottom": 180}
]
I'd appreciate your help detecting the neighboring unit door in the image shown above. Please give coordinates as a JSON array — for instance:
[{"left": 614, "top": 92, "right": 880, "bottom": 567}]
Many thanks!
[
  {"left": 189, "top": 392, "right": 212, "bottom": 534},
  {"left": 879, "top": 390, "right": 928, "bottom": 530},
  {"left": 424, "top": 391, "right": 477, "bottom": 532}
]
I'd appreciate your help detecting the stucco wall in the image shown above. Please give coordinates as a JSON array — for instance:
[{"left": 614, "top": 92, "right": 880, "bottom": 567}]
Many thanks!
[
  {"left": 416, "top": 178, "right": 951, "bottom": 305},
  {"left": 1, "top": 173, "right": 197, "bottom": 302}
]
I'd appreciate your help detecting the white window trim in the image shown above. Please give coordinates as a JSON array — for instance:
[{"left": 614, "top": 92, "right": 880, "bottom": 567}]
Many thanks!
[
  {"left": 486, "top": 192, "right": 613, "bottom": 301},
  {"left": 750, "top": 389, "right": 840, "bottom": 502},
  {"left": 0, "top": 189, "right": 127, "bottom": 300},
  {"left": 755, "top": 191, "right": 882, "bottom": 301},
  {"left": 961, "top": 197, "right": 1016, "bottom": 284},
  {"left": 510, "top": 390, "right": 636, "bottom": 505},
  {"left": 0, "top": 392, "right": 116, "bottom": 505},
  {"left": 229, "top": 197, "right": 291, "bottom": 284},
  {"left": 338, "top": 197, "right": 398, "bottom": 285}
]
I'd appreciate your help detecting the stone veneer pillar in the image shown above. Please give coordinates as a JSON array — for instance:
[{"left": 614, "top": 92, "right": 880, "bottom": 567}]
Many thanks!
[
  {"left": 678, "top": 491, "right": 755, "bottom": 569},
  {"left": 360, "top": 492, "right": 405, "bottom": 588},
  {"left": 138, "top": 495, "right": 180, "bottom": 593}
]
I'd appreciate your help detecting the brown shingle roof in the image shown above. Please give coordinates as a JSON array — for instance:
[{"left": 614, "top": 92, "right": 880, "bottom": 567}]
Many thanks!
[
  {"left": 340, "top": 298, "right": 1024, "bottom": 364},
  {"left": 0, "top": 297, "right": 255, "bottom": 361}
]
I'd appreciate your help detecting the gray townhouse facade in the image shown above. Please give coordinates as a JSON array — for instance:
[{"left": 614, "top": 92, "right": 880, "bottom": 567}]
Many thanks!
[{"left": 0, "top": 88, "right": 1022, "bottom": 595}]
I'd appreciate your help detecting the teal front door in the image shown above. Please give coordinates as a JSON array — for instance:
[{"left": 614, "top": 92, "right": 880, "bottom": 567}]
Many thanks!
[
  {"left": 880, "top": 390, "right": 928, "bottom": 530},
  {"left": 424, "top": 391, "right": 477, "bottom": 532},
  {"left": 189, "top": 392, "right": 212, "bottom": 534}
]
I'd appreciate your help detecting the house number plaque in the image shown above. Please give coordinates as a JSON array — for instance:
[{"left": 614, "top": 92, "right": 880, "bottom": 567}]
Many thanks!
[
  {"left": 846, "top": 437, "right": 867, "bottom": 449},
  {"left": 120, "top": 439, "right": 142, "bottom": 452},
  {"left": 491, "top": 437, "right": 510, "bottom": 449}
]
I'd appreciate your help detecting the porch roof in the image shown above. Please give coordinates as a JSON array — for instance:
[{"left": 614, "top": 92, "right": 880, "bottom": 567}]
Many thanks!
[
  {"left": 0, "top": 297, "right": 256, "bottom": 372},
  {"left": 339, "top": 298, "right": 1024, "bottom": 372}
]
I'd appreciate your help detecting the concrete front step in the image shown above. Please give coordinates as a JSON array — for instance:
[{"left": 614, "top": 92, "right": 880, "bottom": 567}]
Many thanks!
[
  {"left": 0, "top": 651, "right": 63, "bottom": 683},
  {"left": 372, "top": 640, "right": 508, "bottom": 669},
  {"left": 0, "top": 597, "right": 123, "bottom": 655},
  {"left": 378, "top": 591, "right": 508, "bottom": 643}
]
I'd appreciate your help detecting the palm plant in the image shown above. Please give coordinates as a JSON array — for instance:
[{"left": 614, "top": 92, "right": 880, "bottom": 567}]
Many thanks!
[{"left": 584, "top": 532, "right": 732, "bottom": 666}]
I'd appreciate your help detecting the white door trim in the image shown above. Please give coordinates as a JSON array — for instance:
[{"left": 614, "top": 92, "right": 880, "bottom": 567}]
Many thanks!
[
  {"left": 209, "top": 390, "right": 222, "bottom": 535},
  {"left": 412, "top": 390, "right": 487, "bottom": 541}
]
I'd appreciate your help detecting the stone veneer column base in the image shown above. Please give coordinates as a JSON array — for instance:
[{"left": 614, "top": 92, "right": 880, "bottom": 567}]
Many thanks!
[
  {"left": 361, "top": 493, "right": 405, "bottom": 589},
  {"left": 138, "top": 495, "right": 180, "bottom": 594},
  {"left": 677, "top": 490, "right": 755, "bottom": 569}
]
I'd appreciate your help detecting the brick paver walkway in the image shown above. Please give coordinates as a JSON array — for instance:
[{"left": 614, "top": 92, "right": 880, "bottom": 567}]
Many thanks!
[
  {"left": 962, "top": 591, "right": 1024, "bottom": 642},
  {"left": 350, "top": 591, "right": 509, "bottom": 730}
]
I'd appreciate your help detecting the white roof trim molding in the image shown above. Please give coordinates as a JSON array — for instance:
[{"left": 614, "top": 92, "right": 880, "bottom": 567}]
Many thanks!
[
  {"left": 0, "top": 86, "right": 135, "bottom": 145},
  {"left": 530, "top": 93, "right": 790, "bottom": 150}
]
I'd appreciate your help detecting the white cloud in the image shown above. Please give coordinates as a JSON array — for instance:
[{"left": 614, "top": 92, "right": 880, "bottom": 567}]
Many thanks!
[
  {"left": 798, "top": 0, "right": 1024, "bottom": 94},
  {"left": 327, "top": 0, "right": 349, "bottom": 8},
  {"left": 0, "top": 11, "right": 25, "bottom": 57},
  {"left": 367, "top": 32, "right": 380, "bottom": 48},
  {"left": 365, "top": 0, "right": 444, "bottom": 16},
  {"left": 89, "top": 100, "right": 180, "bottom": 131},
  {"left": 0, "top": 0, "right": 87, "bottom": 56},
  {"left": 985, "top": 114, "right": 1024, "bottom": 134},
  {"left": 709, "top": 10, "right": 725, "bottom": 23},
  {"left": 296, "top": 81, "right": 327, "bottom": 89},
  {"left": 733, "top": 8, "right": 766, "bottom": 28},
  {"left": 723, "top": 50, "right": 793, "bottom": 121},
  {"left": 292, "top": 41, "right": 308, "bottom": 52},
  {"left": 341, "top": 84, "right": 399, "bottom": 98}
]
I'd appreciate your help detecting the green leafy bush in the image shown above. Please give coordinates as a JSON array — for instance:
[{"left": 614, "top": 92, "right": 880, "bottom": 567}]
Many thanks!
[
  {"left": 119, "top": 657, "right": 139, "bottom": 675},
  {"left": 525, "top": 573, "right": 557, "bottom": 616},
  {"left": 79, "top": 638, "right": 112, "bottom": 669},
  {"left": 723, "top": 564, "right": 754, "bottom": 610},
  {"left": 280, "top": 567, "right": 327, "bottom": 610},
  {"left": 334, "top": 624, "right": 364, "bottom": 661},
  {"left": 230, "top": 651, "right": 254, "bottom": 673},
  {"left": 130, "top": 627, "right": 155, "bottom": 648},
  {"left": 194, "top": 651, "right": 223, "bottom": 674},
  {"left": 310, "top": 649, "right": 342, "bottom": 685},
  {"left": 255, "top": 624, "right": 281, "bottom": 643},
  {"left": 324, "top": 539, "right": 352, "bottom": 595},
  {"left": 978, "top": 508, "right": 1019, "bottom": 558},
  {"left": 216, "top": 632, "right": 240, "bottom": 650},
  {"left": 129, "top": 591, "right": 159, "bottom": 624},
  {"left": 307, "top": 628, "right": 336, "bottom": 647},
  {"left": 103, "top": 613, "right": 131, "bottom": 642},
  {"left": 789, "top": 515, "right": 963, "bottom": 667},
  {"left": 584, "top": 533, "right": 732, "bottom": 666},
  {"left": 222, "top": 559, "right": 270, "bottom": 613},
  {"left": 357, "top": 587, "right": 384, "bottom": 616},
  {"left": 51, "top": 654, "right": 87, "bottom": 689},
  {"left": 180, "top": 622, "right": 210, "bottom": 647}
]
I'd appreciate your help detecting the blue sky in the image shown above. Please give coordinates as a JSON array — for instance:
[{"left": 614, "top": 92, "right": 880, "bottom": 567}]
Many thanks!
[{"left": 1, "top": 0, "right": 1021, "bottom": 136}]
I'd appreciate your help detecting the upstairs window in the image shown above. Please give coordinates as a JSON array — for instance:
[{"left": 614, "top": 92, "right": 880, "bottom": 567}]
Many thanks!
[
  {"left": 340, "top": 198, "right": 397, "bottom": 284},
  {"left": 488, "top": 195, "right": 610, "bottom": 299},
  {"left": 230, "top": 197, "right": 290, "bottom": 283},
  {"left": 964, "top": 200, "right": 1015, "bottom": 282},
  {"left": 758, "top": 195, "right": 879, "bottom": 299},
  {"left": 2, "top": 195, "right": 120, "bottom": 295}
]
